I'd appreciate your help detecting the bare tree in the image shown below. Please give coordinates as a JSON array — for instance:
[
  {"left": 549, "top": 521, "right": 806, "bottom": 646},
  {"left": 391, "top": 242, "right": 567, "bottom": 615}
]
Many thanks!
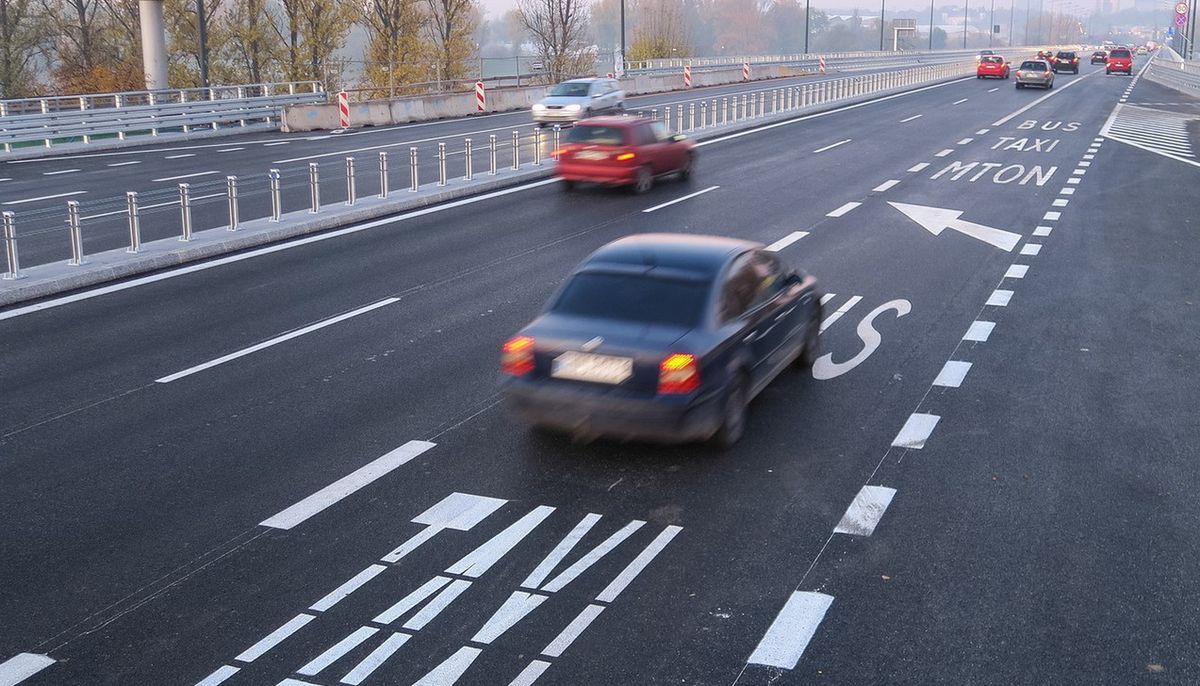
[
  {"left": 423, "top": 0, "right": 477, "bottom": 83},
  {"left": 41, "top": 0, "right": 143, "bottom": 92},
  {"left": 516, "top": 0, "right": 591, "bottom": 83},
  {"left": 274, "top": 0, "right": 355, "bottom": 84},
  {"left": 164, "top": 0, "right": 227, "bottom": 86},
  {"left": 222, "top": 0, "right": 283, "bottom": 83},
  {"left": 0, "top": 0, "right": 47, "bottom": 96},
  {"left": 359, "top": 0, "right": 426, "bottom": 94},
  {"left": 627, "top": 0, "right": 691, "bottom": 60}
]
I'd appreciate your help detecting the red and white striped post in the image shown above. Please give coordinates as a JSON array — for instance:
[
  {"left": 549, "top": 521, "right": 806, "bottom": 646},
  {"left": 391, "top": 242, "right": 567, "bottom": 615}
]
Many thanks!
[
  {"left": 475, "top": 81, "right": 486, "bottom": 112},
  {"left": 819, "top": 56, "right": 827, "bottom": 74},
  {"left": 742, "top": 62, "right": 750, "bottom": 81},
  {"left": 684, "top": 65, "right": 693, "bottom": 88},
  {"left": 337, "top": 90, "right": 350, "bottom": 129}
]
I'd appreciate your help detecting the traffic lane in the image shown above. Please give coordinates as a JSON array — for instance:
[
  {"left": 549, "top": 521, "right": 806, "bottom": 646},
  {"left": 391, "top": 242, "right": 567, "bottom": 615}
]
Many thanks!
[
  {"left": 0, "top": 75, "right": 1005, "bottom": 434},
  {"left": 790, "top": 130, "right": 1200, "bottom": 684}
]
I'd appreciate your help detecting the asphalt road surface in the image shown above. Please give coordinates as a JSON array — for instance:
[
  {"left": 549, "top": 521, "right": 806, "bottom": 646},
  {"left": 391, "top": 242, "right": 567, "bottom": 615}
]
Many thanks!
[{"left": 2, "top": 53, "right": 1199, "bottom": 686}]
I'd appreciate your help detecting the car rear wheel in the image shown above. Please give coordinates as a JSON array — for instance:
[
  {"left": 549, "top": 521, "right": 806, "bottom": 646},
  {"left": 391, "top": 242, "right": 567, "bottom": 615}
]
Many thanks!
[
  {"left": 633, "top": 166, "right": 653, "bottom": 194},
  {"left": 797, "top": 315, "right": 821, "bottom": 368},
  {"left": 561, "top": 179, "right": 575, "bottom": 192},
  {"left": 712, "top": 375, "right": 748, "bottom": 449},
  {"left": 679, "top": 153, "right": 694, "bottom": 182}
]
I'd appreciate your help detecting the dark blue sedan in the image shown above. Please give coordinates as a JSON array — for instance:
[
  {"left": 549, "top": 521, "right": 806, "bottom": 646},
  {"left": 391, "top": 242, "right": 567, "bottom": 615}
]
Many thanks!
[{"left": 501, "top": 234, "right": 822, "bottom": 447}]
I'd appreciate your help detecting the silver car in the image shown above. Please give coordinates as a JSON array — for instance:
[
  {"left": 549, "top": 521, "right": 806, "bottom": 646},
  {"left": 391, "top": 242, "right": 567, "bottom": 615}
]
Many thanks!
[
  {"left": 532, "top": 78, "right": 625, "bottom": 126},
  {"left": 1015, "top": 59, "right": 1054, "bottom": 89}
]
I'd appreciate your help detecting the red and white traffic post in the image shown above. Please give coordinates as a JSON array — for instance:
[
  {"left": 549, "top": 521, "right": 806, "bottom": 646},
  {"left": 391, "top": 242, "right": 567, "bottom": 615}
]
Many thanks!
[
  {"left": 819, "top": 56, "right": 827, "bottom": 74},
  {"left": 684, "top": 65, "right": 693, "bottom": 88},
  {"left": 475, "top": 81, "right": 486, "bottom": 112},
  {"left": 742, "top": 62, "right": 750, "bottom": 81},
  {"left": 337, "top": 90, "right": 350, "bottom": 129}
]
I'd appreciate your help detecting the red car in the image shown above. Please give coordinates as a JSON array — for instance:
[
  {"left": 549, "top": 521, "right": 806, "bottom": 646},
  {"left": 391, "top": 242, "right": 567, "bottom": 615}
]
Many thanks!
[
  {"left": 1106, "top": 47, "right": 1133, "bottom": 75},
  {"left": 555, "top": 116, "right": 697, "bottom": 193},
  {"left": 977, "top": 55, "right": 1010, "bottom": 79}
]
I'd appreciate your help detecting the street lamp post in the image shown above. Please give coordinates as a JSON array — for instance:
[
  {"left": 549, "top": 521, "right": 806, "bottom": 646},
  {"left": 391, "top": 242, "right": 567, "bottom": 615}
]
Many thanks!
[
  {"left": 965, "top": 0, "right": 970, "bottom": 48},
  {"left": 881, "top": 0, "right": 887, "bottom": 50},
  {"left": 990, "top": 0, "right": 996, "bottom": 46},
  {"left": 930, "top": 0, "right": 936, "bottom": 49},
  {"left": 805, "top": 0, "right": 812, "bottom": 53},
  {"left": 196, "top": 0, "right": 209, "bottom": 87},
  {"left": 620, "top": 0, "right": 626, "bottom": 74}
]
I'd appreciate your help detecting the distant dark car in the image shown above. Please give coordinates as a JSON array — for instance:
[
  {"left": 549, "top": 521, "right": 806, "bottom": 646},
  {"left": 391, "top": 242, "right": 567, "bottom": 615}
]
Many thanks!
[
  {"left": 1053, "top": 51, "right": 1079, "bottom": 73},
  {"left": 501, "top": 234, "right": 822, "bottom": 447},
  {"left": 555, "top": 116, "right": 697, "bottom": 194},
  {"left": 1107, "top": 48, "right": 1133, "bottom": 75},
  {"left": 1091, "top": 50, "right": 1107, "bottom": 64}
]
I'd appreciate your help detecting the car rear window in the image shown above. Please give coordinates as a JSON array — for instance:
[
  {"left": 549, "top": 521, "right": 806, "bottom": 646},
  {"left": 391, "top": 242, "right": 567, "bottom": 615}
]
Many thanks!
[
  {"left": 1020, "top": 61, "right": 1047, "bottom": 70},
  {"left": 551, "top": 272, "right": 709, "bottom": 328},
  {"left": 982, "top": 56, "right": 1003, "bottom": 64},
  {"left": 1110, "top": 49, "right": 1131, "bottom": 58},
  {"left": 1057, "top": 52, "right": 1074, "bottom": 58},
  {"left": 565, "top": 126, "right": 627, "bottom": 146},
  {"left": 550, "top": 82, "right": 590, "bottom": 97}
]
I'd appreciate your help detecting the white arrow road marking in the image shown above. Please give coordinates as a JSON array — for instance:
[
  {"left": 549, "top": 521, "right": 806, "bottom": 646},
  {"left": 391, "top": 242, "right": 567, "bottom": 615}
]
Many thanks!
[
  {"left": 888, "top": 202, "right": 1022, "bottom": 251},
  {"left": 382, "top": 492, "right": 508, "bottom": 563}
]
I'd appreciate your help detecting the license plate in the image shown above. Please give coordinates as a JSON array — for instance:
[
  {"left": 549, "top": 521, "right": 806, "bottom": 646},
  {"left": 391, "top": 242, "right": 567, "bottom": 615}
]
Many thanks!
[
  {"left": 576, "top": 150, "right": 608, "bottom": 161},
  {"left": 552, "top": 351, "right": 633, "bottom": 384}
]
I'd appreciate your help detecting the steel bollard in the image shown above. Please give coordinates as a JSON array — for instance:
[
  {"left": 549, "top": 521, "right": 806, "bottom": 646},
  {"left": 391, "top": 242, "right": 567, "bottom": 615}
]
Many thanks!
[
  {"left": 268, "top": 169, "right": 281, "bottom": 221},
  {"left": 465, "top": 139, "right": 473, "bottom": 179},
  {"left": 688, "top": 103, "right": 695, "bottom": 132},
  {"left": 126, "top": 191, "right": 142, "bottom": 252},
  {"left": 677, "top": 104, "right": 683, "bottom": 131},
  {"left": 308, "top": 163, "right": 320, "bottom": 213},
  {"left": 345, "top": 157, "right": 356, "bottom": 206},
  {"left": 534, "top": 129, "right": 542, "bottom": 166},
  {"left": 67, "top": 200, "right": 85, "bottom": 265},
  {"left": 699, "top": 102, "right": 706, "bottom": 130},
  {"left": 489, "top": 134, "right": 497, "bottom": 175},
  {"left": 722, "top": 97, "right": 728, "bottom": 124},
  {"left": 178, "top": 183, "right": 192, "bottom": 241},
  {"left": 512, "top": 131, "right": 520, "bottom": 170},
  {"left": 227, "top": 176, "right": 240, "bottom": 230},
  {"left": 553, "top": 125, "right": 561, "bottom": 160},
  {"left": 439, "top": 142, "right": 448, "bottom": 185},
  {"left": 379, "top": 151, "right": 389, "bottom": 198},
  {"left": 410, "top": 147, "right": 419, "bottom": 191},
  {"left": 711, "top": 99, "right": 717, "bottom": 126},
  {"left": 652, "top": 107, "right": 658, "bottom": 122},
  {"left": 2, "top": 211, "right": 21, "bottom": 279},
  {"left": 772, "top": 90, "right": 777, "bottom": 113},
  {"left": 759, "top": 92, "right": 765, "bottom": 116},
  {"left": 664, "top": 106, "right": 671, "bottom": 132}
]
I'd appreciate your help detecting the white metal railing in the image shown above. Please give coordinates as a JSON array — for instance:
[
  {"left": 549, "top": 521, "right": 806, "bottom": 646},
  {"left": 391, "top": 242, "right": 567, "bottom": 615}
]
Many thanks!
[
  {"left": 0, "top": 82, "right": 322, "bottom": 116},
  {"left": 624, "top": 47, "right": 1039, "bottom": 74},
  {"left": 0, "top": 86, "right": 326, "bottom": 152},
  {"left": 1143, "top": 55, "right": 1200, "bottom": 93}
]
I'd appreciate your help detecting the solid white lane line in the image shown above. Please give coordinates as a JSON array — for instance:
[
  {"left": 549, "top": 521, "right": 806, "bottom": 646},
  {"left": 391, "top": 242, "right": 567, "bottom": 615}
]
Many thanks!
[
  {"left": 235, "top": 613, "right": 315, "bottom": 662},
  {"left": 1043, "top": 211, "right": 1061, "bottom": 221},
  {"left": 522, "top": 513, "right": 602, "bottom": 590},
  {"left": 825, "top": 202, "right": 860, "bottom": 218},
  {"left": 374, "top": 576, "right": 453, "bottom": 625},
  {"left": 1052, "top": 198, "right": 1069, "bottom": 207},
  {"left": 641, "top": 185, "right": 719, "bottom": 213},
  {"left": 2, "top": 191, "right": 87, "bottom": 206},
  {"left": 260, "top": 440, "right": 435, "bottom": 530},
  {"left": 892, "top": 413, "right": 940, "bottom": 449},
  {"left": 0, "top": 178, "right": 10, "bottom": 182},
  {"left": 765, "top": 231, "right": 809, "bottom": 252},
  {"left": 872, "top": 179, "right": 900, "bottom": 192},
  {"left": 992, "top": 70, "right": 1097, "bottom": 126},
  {"left": 952, "top": 98, "right": 969, "bottom": 104},
  {"left": 194, "top": 665, "right": 239, "bottom": 686},
  {"left": 986, "top": 289, "right": 1013, "bottom": 306},
  {"left": 402, "top": 579, "right": 471, "bottom": 630},
  {"left": 218, "top": 147, "right": 245, "bottom": 152},
  {"left": 297, "top": 626, "right": 379, "bottom": 676},
  {"left": 934, "top": 148, "right": 953, "bottom": 157},
  {"left": 508, "top": 660, "right": 552, "bottom": 686},
  {"left": 541, "top": 520, "right": 646, "bottom": 593},
  {"left": 833, "top": 485, "right": 897, "bottom": 537},
  {"left": 820, "top": 295, "right": 862, "bottom": 333},
  {"left": 341, "top": 633, "right": 410, "bottom": 686},
  {"left": 747, "top": 592, "right": 834, "bottom": 669},
  {"left": 412, "top": 646, "right": 481, "bottom": 686},
  {"left": 987, "top": 87, "right": 1000, "bottom": 92},
  {"left": 310, "top": 564, "right": 389, "bottom": 612},
  {"left": 1020, "top": 243, "right": 1042, "bottom": 256},
  {"left": 157, "top": 297, "right": 399, "bottom": 383},
  {"left": 1060, "top": 188, "right": 1075, "bottom": 195},
  {"left": 907, "top": 162, "right": 930, "bottom": 173},
  {"left": 264, "top": 141, "right": 291, "bottom": 146},
  {"left": 42, "top": 169, "right": 80, "bottom": 175},
  {"left": 0, "top": 654, "right": 55, "bottom": 686},
  {"left": 595, "top": 525, "right": 684, "bottom": 602},
  {"left": 472, "top": 591, "right": 549, "bottom": 644},
  {"left": 900, "top": 114, "right": 923, "bottom": 122},
  {"left": 106, "top": 160, "right": 142, "bottom": 167},
  {"left": 957, "top": 137, "right": 974, "bottom": 145},
  {"left": 165, "top": 153, "right": 195, "bottom": 159},
  {"left": 963, "top": 320, "right": 996, "bottom": 342},
  {"left": 542, "top": 605, "right": 605, "bottom": 658},
  {"left": 1005, "top": 264, "right": 1029, "bottom": 279},
  {"left": 933, "top": 360, "right": 972, "bottom": 388},
  {"left": 152, "top": 170, "right": 221, "bottom": 182},
  {"left": 812, "top": 139, "right": 851, "bottom": 153},
  {"left": 446, "top": 506, "right": 556, "bottom": 578},
  {"left": 1033, "top": 226, "right": 1052, "bottom": 236}
]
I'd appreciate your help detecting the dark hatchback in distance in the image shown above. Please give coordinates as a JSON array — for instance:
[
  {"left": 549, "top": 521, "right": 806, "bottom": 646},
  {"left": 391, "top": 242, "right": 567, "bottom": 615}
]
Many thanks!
[{"left": 501, "top": 234, "right": 822, "bottom": 447}]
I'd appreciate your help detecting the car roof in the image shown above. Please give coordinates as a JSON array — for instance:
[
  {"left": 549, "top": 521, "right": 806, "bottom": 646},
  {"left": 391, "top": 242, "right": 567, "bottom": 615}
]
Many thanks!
[
  {"left": 562, "top": 77, "right": 604, "bottom": 84},
  {"left": 582, "top": 234, "right": 760, "bottom": 278},
  {"left": 576, "top": 115, "right": 644, "bottom": 127}
]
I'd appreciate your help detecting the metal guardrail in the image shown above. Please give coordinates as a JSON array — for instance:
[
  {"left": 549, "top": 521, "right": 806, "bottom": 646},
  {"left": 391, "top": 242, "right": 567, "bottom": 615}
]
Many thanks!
[
  {"left": 0, "top": 82, "right": 323, "bottom": 116},
  {"left": 0, "top": 60, "right": 975, "bottom": 281},
  {"left": 624, "top": 47, "right": 1043, "bottom": 75},
  {"left": 1143, "top": 55, "right": 1200, "bottom": 93},
  {"left": 0, "top": 87, "right": 326, "bottom": 152}
]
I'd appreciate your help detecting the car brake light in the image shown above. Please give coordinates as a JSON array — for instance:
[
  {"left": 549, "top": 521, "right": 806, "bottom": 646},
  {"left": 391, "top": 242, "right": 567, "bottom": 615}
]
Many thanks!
[
  {"left": 501, "top": 336, "right": 535, "bottom": 376},
  {"left": 615, "top": 151, "right": 636, "bottom": 161},
  {"left": 658, "top": 353, "right": 699, "bottom": 394}
]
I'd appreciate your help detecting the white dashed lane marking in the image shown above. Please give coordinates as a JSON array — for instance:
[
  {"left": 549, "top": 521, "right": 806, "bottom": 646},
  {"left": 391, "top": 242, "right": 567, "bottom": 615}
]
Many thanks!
[
  {"left": 765, "top": 231, "right": 809, "bottom": 252},
  {"left": 1020, "top": 244, "right": 1042, "bottom": 256},
  {"left": 812, "top": 139, "right": 852, "bottom": 153},
  {"left": 933, "top": 360, "right": 972, "bottom": 388},
  {"left": 908, "top": 162, "right": 930, "bottom": 172},
  {"left": 1033, "top": 226, "right": 1053, "bottom": 236},
  {"left": 41, "top": 169, "right": 79, "bottom": 175},
  {"left": 935, "top": 148, "right": 953, "bottom": 157},
  {"left": 1004, "top": 264, "right": 1029, "bottom": 279},
  {"left": 892, "top": 413, "right": 940, "bottom": 449},
  {"left": 826, "top": 201, "right": 861, "bottom": 218},
  {"left": 964, "top": 320, "right": 995, "bottom": 342},
  {"left": 986, "top": 289, "right": 1013, "bottom": 307},
  {"left": 833, "top": 485, "right": 897, "bottom": 536},
  {"left": 872, "top": 179, "right": 900, "bottom": 192},
  {"left": 747, "top": 592, "right": 835, "bottom": 669},
  {"left": 900, "top": 114, "right": 923, "bottom": 122}
]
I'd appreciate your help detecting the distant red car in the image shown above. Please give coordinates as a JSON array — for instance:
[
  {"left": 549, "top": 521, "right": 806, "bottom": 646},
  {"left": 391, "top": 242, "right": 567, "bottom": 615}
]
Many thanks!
[
  {"left": 977, "top": 55, "right": 1010, "bottom": 79},
  {"left": 554, "top": 116, "right": 697, "bottom": 193},
  {"left": 1106, "top": 47, "right": 1133, "bottom": 75}
]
